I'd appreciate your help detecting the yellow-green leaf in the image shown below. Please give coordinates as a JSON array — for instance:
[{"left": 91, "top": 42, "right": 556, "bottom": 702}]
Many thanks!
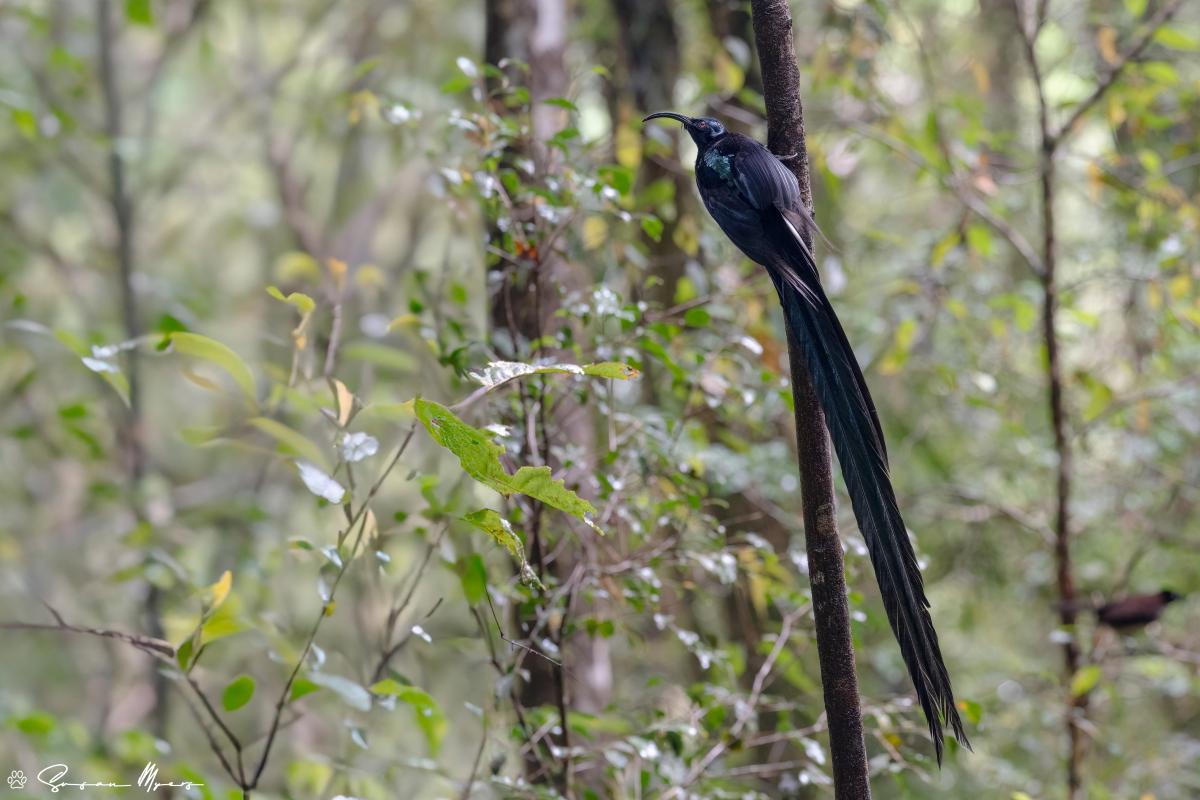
[
  {"left": 248, "top": 417, "right": 328, "bottom": 469},
  {"left": 1070, "top": 665, "right": 1103, "bottom": 697},
  {"left": 369, "top": 680, "right": 446, "bottom": 755},
  {"left": 170, "top": 332, "right": 257, "bottom": 407},
  {"left": 462, "top": 509, "right": 544, "bottom": 591},
  {"left": 266, "top": 286, "right": 316, "bottom": 314}
]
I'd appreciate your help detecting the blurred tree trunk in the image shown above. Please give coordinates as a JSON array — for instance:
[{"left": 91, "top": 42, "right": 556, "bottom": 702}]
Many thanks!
[
  {"left": 485, "top": 0, "right": 611, "bottom": 791},
  {"left": 610, "top": 0, "right": 688, "bottom": 301}
]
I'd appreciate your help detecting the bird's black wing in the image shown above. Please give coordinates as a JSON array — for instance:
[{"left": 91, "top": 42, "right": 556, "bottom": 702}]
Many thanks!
[
  {"left": 728, "top": 143, "right": 886, "bottom": 458},
  {"left": 728, "top": 140, "right": 968, "bottom": 761}
]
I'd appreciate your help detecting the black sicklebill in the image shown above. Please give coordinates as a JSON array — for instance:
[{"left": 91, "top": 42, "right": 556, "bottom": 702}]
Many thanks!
[{"left": 645, "top": 111, "right": 969, "bottom": 761}]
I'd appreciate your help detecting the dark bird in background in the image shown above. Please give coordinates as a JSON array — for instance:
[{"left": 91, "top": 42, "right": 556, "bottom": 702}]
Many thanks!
[
  {"left": 1096, "top": 589, "right": 1182, "bottom": 630},
  {"left": 644, "top": 112, "right": 969, "bottom": 761}
]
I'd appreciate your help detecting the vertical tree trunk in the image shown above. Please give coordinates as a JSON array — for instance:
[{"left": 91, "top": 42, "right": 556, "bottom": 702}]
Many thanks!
[
  {"left": 610, "top": 0, "right": 688, "bottom": 299},
  {"left": 749, "top": 2, "right": 872, "bottom": 797},
  {"left": 485, "top": 1, "right": 611, "bottom": 792}
]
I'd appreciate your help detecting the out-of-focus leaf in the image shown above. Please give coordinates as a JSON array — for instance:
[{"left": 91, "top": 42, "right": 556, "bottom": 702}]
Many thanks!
[
  {"left": 641, "top": 215, "right": 664, "bottom": 242},
  {"left": 341, "top": 432, "right": 379, "bottom": 463},
  {"left": 169, "top": 332, "right": 257, "bottom": 407},
  {"left": 1070, "top": 665, "right": 1103, "bottom": 697},
  {"left": 266, "top": 286, "right": 315, "bottom": 314},
  {"left": 125, "top": 0, "right": 153, "bottom": 25},
  {"left": 966, "top": 224, "right": 993, "bottom": 257},
  {"left": 296, "top": 461, "right": 346, "bottom": 504},
  {"left": 200, "top": 601, "right": 246, "bottom": 645},
  {"left": 289, "top": 677, "right": 321, "bottom": 702},
  {"left": 458, "top": 553, "right": 488, "bottom": 604},
  {"left": 222, "top": 675, "right": 255, "bottom": 711},
  {"left": 369, "top": 679, "right": 446, "bottom": 754},
  {"left": 208, "top": 570, "right": 233, "bottom": 611},
  {"left": 249, "top": 417, "right": 328, "bottom": 468},
  {"left": 1153, "top": 26, "right": 1200, "bottom": 52},
  {"left": 309, "top": 673, "right": 371, "bottom": 711},
  {"left": 958, "top": 698, "right": 984, "bottom": 725},
  {"left": 333, "top": 379, "right": 355, "bottom": 426}
]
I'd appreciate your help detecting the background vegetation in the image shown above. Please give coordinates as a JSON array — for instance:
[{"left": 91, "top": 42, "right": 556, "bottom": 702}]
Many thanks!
[{"left": 1, "top": 0, "right": 1197, "bottom": 797}]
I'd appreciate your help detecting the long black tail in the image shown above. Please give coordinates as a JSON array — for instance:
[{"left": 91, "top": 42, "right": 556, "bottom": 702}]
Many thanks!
[{"left": 766, "top": 213, "right": 969, "bottom": 763}]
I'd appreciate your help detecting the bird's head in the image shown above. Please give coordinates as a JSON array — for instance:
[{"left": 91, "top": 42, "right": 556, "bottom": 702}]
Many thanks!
[
  {"left": 643, "top": 112, "right": 727, "bottom": 147},
  {"left": 1161, "top": 589, "right": 1184, "bottom": 604}
]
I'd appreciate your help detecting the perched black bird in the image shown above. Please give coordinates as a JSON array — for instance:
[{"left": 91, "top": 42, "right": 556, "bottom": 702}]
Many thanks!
[
  {"left": 1096, "top": 589, "right": 1182, "bottom": 630},
  {"left": 645, "top": 112, "right": 969, "bottom": 761}
]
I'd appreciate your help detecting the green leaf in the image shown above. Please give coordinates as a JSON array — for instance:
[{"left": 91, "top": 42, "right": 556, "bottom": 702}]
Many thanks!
[
  {"left": 11, "top": 108, "right": 37, "bottom": 139},
  {"left": 1070, "top": 664, "right": 1103, "bottom": 697},
  {"left": 543, "top": 97, "right": 579, "bottom": 112},
  {"left": 169, "top": 332, "right": 257, "bottom": 407},
  {"left": 462, "top": 509, "right": 522, "bottom": 556},
  {"left": 175, "top": 638, "right": 195, "bottom": 671},
  {"left": 458, "top": 554, "right": 488, "bottom": 604},
  {"left": 1153, "top": 27, "right": 1200, "bottom": 52},
  {"left": 641, "top": 215, "right": 664, "bottom": 242},
  {"left": 598, "top": 165, "right": 634, "bottom": 196},
  {"left": 461, "top": 509, "right": 544, "bottom": 589},
  {"left": 414, "top": 398, "right": 512, "bottom": 495},
  {"left": 958, "top": 698, "right": 983, "bottom": 725},
  {"left": 415, "top": 399, "right": 601, "bottom": 532},
  {"left": 200, "top": 602, "right": 247, "bottom": 645},
  {"left": 509, "top": 466, "right": 599, "bottom": 525},
  {"left": 248, "top": 417, "right": 328, "bottom": 469},
  {"left": 683, "top": 307, "right": 711, "bottom": 327},
  {"left": 966, "top": 224, "right": 993, "bottom": 257},
  {"left": 266, "top": 286, "right": 316, "bottom": 314},
  {"left": 289, "top": 677, "right": 321, "bottom": 702},
  {"left": 125, "top": 0, "right": 154, "bottom": 26},
  {"left": 369, "top": 680, "right": 447, "bottom": 755},
  {"left": 440, "top": 75, "right": 473, "bottom": 94},
  {"left": 1140, "top": 61, "right": 1178, "bottom": 85},
  {"left": 583, "top": 361, "right": 640, "bottom": 380},
  {"left": 15, "top": 711, "right": 57, "bottom": 737},
  {"left": 222, "top": 675, "right": 255, "bottom": 711}
]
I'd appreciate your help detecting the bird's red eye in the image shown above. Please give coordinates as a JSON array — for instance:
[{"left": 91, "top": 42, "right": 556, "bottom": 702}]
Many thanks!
[{"left": 697, "top": 121, "right": 707, "bottom": 128}]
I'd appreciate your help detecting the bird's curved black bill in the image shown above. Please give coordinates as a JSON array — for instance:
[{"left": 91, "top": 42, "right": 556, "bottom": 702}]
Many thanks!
[{"left": 642, "top": 111, "right": 692, "bottom": 126}]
